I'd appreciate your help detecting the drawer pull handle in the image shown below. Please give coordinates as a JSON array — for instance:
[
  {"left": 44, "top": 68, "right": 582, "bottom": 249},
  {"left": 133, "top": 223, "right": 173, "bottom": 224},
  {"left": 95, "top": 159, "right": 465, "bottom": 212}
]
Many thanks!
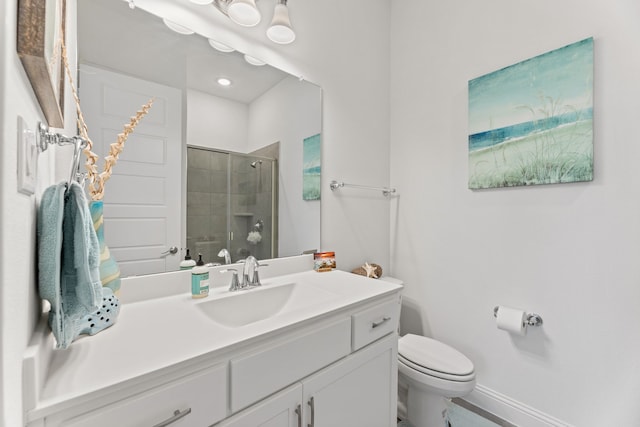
[
  {"left": 152, "top": 408, "right": 192, "bottom": 427},
  {"left": 372, "top": 316, "right": 391, "bottom": 329},
  {"left": 307, "top": 396, "right": 315, "bottom": 427},
  {"left": 295, "top": 403, "right": 302, "bottom": 427}
]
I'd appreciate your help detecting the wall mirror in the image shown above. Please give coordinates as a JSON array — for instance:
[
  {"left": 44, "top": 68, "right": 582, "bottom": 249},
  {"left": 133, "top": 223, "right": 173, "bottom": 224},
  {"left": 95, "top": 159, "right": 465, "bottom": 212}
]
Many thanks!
[{"left": 77, "top": 0, "right": 321, "bottom": 276}]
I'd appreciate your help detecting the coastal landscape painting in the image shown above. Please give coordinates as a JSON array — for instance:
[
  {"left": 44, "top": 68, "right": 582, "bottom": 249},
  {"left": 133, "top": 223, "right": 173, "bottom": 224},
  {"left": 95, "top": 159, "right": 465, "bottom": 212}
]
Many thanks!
[
  {"left": 468, "top": 38, "right": 594, "bottom": 189},
  {"left": 303, "top": 133, "right": 321, "bottom": 200}
]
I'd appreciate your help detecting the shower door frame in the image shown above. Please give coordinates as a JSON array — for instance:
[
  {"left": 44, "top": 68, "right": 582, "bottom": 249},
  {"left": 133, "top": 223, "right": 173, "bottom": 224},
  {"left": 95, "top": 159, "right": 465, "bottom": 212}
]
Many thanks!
[{"left": 186, "top": 145, "right": 278, "bottom": 264}]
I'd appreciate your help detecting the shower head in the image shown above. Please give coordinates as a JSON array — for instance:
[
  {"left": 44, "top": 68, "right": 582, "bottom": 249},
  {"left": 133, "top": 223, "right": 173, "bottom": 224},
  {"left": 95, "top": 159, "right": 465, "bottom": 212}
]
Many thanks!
[{"left": 250, "top": 160, "right": 263, "bottom": 168}]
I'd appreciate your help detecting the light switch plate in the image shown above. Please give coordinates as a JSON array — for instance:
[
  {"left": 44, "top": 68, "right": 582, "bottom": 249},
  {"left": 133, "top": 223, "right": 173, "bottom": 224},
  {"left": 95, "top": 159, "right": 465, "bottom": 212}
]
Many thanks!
[{"left": 17, "top": 116, "right": 38, "bottom": 195}]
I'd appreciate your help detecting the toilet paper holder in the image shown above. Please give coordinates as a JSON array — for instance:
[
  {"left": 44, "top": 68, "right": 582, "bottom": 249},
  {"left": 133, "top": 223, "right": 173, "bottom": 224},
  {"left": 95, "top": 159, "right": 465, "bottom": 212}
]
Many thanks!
[{"left": 493, "top": 306, "right": 543, "bottom": 327}]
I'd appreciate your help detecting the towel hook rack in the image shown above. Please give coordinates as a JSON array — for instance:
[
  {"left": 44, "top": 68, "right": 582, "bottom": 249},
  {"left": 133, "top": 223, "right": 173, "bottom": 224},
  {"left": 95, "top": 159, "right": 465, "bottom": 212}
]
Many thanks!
[
  {"left": 329, "top": 180, "right": 396, "bottom": 197},
  {"left": 37, "top": 122, "right": 88, "bottom": 190},
  {"left": 37, "top": 122, "right": 87, "bottom": 153}
]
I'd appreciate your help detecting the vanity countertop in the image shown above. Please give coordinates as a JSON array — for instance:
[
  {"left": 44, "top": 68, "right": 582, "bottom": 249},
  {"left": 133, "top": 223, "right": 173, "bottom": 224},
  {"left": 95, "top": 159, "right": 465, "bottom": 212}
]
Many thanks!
[{"left": 26, "top": 268, "right": 402, "bottom": 420}]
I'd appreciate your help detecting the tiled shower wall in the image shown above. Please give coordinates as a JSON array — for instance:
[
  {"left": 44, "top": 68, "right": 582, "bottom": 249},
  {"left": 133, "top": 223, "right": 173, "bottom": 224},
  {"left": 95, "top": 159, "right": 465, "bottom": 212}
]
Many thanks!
[{"left": 186, "top": 147, "right": 229, "bottom": 264}]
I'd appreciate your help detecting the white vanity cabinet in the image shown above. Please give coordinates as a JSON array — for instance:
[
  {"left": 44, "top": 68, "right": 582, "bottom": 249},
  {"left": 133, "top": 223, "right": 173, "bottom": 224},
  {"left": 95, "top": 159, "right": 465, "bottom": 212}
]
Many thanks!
[{"left": 24, "top": 266, "right": 403, "bottom": 427}]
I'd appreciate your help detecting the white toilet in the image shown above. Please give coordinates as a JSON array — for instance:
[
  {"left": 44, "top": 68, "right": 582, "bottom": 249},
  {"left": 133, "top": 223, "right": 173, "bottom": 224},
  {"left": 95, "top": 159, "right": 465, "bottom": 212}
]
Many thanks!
[{"left": 398, "top": 334, "right": 476, "bottom": 427}]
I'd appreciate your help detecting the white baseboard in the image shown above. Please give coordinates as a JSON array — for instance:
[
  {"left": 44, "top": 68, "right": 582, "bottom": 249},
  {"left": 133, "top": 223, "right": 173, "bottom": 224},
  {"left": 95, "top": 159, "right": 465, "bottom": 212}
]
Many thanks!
[{"left": 465, "top": 384, "right": 574, "bottom": 427}]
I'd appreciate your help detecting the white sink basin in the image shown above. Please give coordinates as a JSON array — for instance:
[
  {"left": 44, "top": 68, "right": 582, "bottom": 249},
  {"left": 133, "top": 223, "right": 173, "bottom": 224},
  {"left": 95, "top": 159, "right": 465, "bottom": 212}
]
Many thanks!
[{"left": 195, "top": 282, "right": 338, "bottom": 328}]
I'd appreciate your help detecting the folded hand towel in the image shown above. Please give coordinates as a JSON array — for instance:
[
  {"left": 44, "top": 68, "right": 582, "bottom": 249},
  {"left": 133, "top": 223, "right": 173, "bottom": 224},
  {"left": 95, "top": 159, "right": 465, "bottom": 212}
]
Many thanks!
[{"left": 38, "top": 181, "right": 104, "bottom": 348}]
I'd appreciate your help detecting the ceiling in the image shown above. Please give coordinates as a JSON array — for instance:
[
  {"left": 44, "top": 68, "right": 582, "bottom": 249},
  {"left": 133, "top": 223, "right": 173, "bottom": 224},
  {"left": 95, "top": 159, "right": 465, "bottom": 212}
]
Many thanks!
[{"left": 77, "top": 0, "right": 289, "bottom": 104}]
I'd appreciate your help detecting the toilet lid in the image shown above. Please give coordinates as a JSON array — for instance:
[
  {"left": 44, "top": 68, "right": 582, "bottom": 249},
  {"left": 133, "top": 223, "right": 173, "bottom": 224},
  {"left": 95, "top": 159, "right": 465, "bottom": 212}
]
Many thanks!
[{"left": 399, "top": 334, "right": 474, "bottom": 378}]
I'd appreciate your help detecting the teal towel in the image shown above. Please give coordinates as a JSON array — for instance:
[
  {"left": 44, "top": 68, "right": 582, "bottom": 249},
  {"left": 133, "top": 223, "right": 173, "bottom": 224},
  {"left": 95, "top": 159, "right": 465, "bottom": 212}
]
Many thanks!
[{"left": 38, "top": 182, "right": 103, "bottom": 348}]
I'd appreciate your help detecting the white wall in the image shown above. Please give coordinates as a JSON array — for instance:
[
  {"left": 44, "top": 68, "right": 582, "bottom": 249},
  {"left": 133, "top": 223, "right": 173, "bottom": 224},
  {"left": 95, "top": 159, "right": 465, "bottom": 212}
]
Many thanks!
[
  {"left": 248, "top": 76, "right": 322, "bottom": 257},
  {"left": 390, "top": 1, "right": 640, "bottom": 426},
  {"left": 187, "top": 89, "right": 249, "bottom": 152},
  {"left": 0, "top": 1, "right": 78, "bottom": 425}
]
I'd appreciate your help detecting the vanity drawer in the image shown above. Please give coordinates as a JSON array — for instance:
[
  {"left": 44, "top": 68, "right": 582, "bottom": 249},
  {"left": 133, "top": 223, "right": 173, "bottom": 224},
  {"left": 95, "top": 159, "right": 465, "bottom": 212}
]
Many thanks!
[
  {"left": 47, "top": 364, "right": 227, "bottom": 427},
  {"left": 352, "top": 298, "right": 399, "bottom": 351},
  {"left": 230, "top": 317, "right": 351, "bottom": 412}
]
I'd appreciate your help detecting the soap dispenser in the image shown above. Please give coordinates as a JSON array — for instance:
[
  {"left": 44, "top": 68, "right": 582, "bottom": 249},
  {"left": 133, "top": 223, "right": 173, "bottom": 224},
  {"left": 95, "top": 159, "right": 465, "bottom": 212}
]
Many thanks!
[
  {"left": 180, "top": 249, "right": 196, "bottom": 270},
  {"left": 191, "top": 254, "right": 209, "bottom": 298}
]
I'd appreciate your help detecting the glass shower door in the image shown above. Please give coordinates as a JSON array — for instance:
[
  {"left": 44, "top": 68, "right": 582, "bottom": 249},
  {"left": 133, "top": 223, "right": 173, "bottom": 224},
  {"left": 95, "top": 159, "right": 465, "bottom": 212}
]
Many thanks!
[
  {"left": 187, "top": 147, "right": 276, "bottom": 265},
  {"left": 228, "top": 153, "right": 275, "bottom": 262}
]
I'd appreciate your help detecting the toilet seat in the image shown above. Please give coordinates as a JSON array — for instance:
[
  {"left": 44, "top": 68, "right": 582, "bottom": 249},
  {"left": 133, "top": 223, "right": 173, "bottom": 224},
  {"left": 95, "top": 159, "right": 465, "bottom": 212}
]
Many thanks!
[{"left": 398, "top": 334, "right": 475, "bottom": 382}]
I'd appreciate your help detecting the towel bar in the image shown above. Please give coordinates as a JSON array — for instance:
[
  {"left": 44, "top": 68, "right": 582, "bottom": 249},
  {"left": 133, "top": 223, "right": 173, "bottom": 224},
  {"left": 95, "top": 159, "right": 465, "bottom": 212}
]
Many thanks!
[{"left": 329, "top": 180, "right": 396, "bottom": 196}]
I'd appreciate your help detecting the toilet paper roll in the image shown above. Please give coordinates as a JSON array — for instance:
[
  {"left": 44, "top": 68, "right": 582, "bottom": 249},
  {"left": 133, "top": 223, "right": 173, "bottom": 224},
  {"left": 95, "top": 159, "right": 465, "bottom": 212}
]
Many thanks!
[{"left": 496, "top": 306, "right": 527, "bottom": 336}]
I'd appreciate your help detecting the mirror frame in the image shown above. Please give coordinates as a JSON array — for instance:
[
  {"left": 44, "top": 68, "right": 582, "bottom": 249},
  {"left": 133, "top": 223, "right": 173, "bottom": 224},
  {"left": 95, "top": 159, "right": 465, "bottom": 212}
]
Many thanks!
[{"left": 17, "top": 0, "right": 66, "bottom": 128}]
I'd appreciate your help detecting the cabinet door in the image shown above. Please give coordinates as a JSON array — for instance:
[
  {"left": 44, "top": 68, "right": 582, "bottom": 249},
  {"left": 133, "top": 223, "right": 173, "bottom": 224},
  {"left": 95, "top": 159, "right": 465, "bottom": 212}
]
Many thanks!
[
  {"left": 302, "top": 334, "right": 397, "bottom": 427},
  {"left": 47, "top": 364, "right": 227, "bottom": 427},
  {"left": 215, "top": 384, "right": 302, "bottom": 427}
]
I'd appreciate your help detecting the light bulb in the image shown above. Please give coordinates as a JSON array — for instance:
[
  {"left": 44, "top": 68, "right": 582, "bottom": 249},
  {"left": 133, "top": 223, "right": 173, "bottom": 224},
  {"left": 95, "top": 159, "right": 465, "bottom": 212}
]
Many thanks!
[
  {"left": 162, "top": 19, "right": 194, "bottom": 35},
  {"left": 228, "top": 0, "right": 261, "bottom": 27},
  {"left": 244, "top": 55, "right": 266, "bottom": 66},
  {"left": 267, "top": 3, "right": 295, "bottom": 44},
  {"left": 208, "top": 39, "right": 235, "bottom": 53}
]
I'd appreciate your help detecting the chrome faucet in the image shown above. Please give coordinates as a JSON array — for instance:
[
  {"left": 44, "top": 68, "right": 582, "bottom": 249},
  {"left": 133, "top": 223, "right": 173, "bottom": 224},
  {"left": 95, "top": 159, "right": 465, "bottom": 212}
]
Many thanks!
[
  {"left": 242, "top": 256, "right": 263, "bottom": 287},
  {"left": 217, "top": 248, "right": 231, "bottom": 265},
  {"left": 222, "top": 256, "right": 266, "bottom": 291}
]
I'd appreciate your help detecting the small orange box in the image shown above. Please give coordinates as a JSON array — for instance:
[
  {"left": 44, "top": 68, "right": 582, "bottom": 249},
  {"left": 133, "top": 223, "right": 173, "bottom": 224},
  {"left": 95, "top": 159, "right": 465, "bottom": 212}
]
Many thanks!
[{"left": 314, "top": 251, "right": 336, "bottom": 272}]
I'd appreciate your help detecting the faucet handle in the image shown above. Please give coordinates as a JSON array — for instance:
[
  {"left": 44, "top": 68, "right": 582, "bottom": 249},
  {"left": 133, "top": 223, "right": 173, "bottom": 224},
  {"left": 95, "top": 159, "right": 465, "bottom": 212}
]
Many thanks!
[
  {"left": 249, "top": 269, "right": 261, "bottom": 287},
  {"left": 249, "top": 260, "right": 269, "bottom": 286},
  {"left": 221, "top": 268, "right": 240, "bottom": 291}
]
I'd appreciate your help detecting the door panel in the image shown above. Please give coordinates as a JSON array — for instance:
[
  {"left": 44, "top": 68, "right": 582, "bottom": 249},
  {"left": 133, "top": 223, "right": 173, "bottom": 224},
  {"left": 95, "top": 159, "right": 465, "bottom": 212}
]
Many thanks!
[{"left": 80, "top": 64, "right": 182, "bottom": 276}]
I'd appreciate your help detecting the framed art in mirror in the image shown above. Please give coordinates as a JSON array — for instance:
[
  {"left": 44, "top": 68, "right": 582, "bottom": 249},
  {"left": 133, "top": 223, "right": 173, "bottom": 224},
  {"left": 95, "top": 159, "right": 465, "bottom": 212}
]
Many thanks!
[{"left": 17, "top": 0, "right": 66, "bottom": 128}]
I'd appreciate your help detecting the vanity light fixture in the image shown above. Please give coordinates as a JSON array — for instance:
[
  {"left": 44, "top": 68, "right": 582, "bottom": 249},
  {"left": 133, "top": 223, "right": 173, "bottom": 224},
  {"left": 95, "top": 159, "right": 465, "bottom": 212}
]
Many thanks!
[
  {"left": 205, "top": 0, "right": 296, "bottom": 44},
  {"left": 162, "top": 18, "right": 195, "bottom": 35}
]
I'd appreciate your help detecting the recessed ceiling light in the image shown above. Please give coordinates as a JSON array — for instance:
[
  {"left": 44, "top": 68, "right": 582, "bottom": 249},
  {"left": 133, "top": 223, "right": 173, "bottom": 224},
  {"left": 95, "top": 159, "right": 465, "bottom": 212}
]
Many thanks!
[
  {"left": 217, "top": 77, "right": 232, "bottom": 86},
  {"left": 208, "top": 39, "right": 235, "bottom": 53},
  {"left": 162, "top": 18, "right": 194, "bottom": 35},
  {"left": 189, "top": 0, "right": 213, "bottom": 4}
]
